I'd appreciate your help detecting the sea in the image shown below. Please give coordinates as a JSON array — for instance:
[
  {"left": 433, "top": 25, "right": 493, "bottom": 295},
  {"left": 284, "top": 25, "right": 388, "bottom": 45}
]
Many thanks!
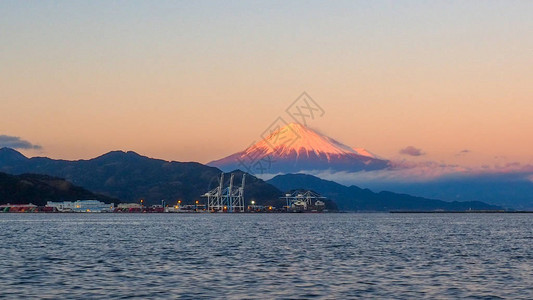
[{"left": 0, "top": 213, "right": 531, "bottom": 299}]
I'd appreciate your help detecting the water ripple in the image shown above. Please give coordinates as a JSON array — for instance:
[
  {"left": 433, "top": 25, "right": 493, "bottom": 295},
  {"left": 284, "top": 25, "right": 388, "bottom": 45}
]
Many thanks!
[{"left": 0, "top": 213, "right": 532, "bottom": 299}]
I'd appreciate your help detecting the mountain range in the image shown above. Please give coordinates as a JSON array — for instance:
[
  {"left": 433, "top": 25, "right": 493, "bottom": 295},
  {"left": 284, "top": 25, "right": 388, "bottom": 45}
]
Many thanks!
[
  {"left": 207, "top": 123, "right": 532, "bottom": 210},
  {"left": 209, "top": 123, "right": 389, "bottom": 174},
  {"left": 0, "top": 147, "right": 505, "bottom": 211},
  {"left": 0, "top": 147, "right": 280, "bottom": 206}
]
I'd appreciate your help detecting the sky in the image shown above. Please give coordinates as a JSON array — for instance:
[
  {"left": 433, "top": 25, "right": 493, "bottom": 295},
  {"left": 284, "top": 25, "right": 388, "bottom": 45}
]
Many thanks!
[{"left": 1, "top": 1, "right": 532, "bottom": 171}]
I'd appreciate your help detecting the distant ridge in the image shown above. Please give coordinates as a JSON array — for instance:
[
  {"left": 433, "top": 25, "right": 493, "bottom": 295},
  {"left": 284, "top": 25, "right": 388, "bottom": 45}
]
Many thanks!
[
  {"left": 267, "top": 174, "right": 503, "bottom": 212},
  {"left": 0, "top": 147, "right": 28, "bottom": 163}
]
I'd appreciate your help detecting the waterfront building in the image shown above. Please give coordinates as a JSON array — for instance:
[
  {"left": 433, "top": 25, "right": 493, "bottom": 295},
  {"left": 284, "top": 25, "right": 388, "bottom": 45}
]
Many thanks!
[
  {"left": 117, "top": 203, "right": 142, "bottom": 209},
  {"left": 46, "top": 200, "right": 114, "bottom": 212}
]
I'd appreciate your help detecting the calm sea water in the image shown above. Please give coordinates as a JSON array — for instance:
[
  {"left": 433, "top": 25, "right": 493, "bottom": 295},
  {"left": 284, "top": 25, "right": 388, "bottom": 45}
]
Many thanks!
[{"left": 0, "top": 213, "right": 531, "bottom": 299}]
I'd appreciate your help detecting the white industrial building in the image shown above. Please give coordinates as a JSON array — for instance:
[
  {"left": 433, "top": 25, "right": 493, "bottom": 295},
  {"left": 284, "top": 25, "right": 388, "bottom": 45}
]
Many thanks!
[{"left": 46, "top": 200, "right": 114, "bottom": 212}]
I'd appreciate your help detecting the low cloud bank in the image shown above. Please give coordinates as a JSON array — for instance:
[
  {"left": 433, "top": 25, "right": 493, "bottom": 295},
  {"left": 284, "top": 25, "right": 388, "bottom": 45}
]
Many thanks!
[
  {"left": 0, "top": 135, "right": 42, "bottom": 150},
  {"left": 259, "top": 160, "right": 533, "bottom": 187}
]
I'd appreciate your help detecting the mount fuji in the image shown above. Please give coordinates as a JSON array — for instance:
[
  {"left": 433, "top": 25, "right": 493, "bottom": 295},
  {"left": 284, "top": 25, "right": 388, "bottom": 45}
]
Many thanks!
[{"left": 208, "top": 123, "right": 389, "bottom": 174}]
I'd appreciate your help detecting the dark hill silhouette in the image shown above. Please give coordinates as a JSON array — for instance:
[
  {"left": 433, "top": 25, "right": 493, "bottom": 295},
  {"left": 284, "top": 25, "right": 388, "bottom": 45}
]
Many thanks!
[{"left": 0, "top": 172, "right": 117, "bottom": 206}]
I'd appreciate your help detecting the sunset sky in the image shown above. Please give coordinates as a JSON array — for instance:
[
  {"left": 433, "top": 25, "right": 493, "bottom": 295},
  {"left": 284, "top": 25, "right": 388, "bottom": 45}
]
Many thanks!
[{"left": 1, "top": 1, "right": 532, "bottom": 170}]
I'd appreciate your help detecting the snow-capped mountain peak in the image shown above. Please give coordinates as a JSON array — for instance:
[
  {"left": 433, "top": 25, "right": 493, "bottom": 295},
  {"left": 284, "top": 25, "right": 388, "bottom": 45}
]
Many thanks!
[
  {"left": 245, "top": 123, "right": 374, "bottom": 159},
  {"left": 208, "top": 123, "right": 388, "bottom": 174}
]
